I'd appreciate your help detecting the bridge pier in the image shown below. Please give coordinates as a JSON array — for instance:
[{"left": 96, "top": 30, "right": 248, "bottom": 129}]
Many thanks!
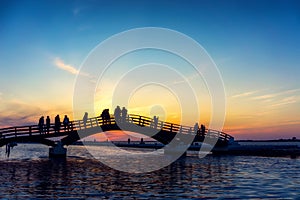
[
  {"left": 49, "top": 141, "right": 67, "bottom": 158},
  {"left": 164, "top": 150, "right": 187, "bottom": 159},
  {"left": 164, "top": 142, "right": 188, "bottom": 159}
]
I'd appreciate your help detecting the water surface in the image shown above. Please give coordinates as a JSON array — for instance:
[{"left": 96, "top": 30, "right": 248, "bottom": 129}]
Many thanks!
[{"left": 0, "top": 144, "right": 299, "bottom": 199}]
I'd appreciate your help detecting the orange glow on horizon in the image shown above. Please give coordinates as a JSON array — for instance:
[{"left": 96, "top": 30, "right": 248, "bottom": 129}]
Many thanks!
[{"left": 83, "top": 131, "right": 154, "bottom": 142}]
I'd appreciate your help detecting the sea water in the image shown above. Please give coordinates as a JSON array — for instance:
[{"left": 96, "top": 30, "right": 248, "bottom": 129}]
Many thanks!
[{"left": 0, "top": 144, "right": 299, "bottom": 199}]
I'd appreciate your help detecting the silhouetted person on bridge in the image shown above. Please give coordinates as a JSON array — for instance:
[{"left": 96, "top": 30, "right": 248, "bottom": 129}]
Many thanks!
[
  {"left": 121, "top": 107, "right": 127, "bottom": 123},
  {"left": 83, "top": 112, "right": 88, "bottom": 128},
  {"left": 153, "top": 116, "right": 159, "bottom": 129},
  {"left": 63, "top": 115, "right": 70, "bottom": 131},
  {"left": 201, "top": 124, "right": 206, "bottom": 136},
  {"left": 38, "top": 116, "right": 44, "bottom": 134},
  {"left": 101, "top": 109, "right": 110, "bottom": 124},
  {"left": 55, "top": 115, "right": 61, "bottom": 133},
  {"left": 114, "top": 106, "right": 121, "bottom": 123},
  {"left": 46, "top": 116, "right": 50, "bottom": 134},
  {"left": 194, "top": 122, "right": 199, "bottom": 134}
]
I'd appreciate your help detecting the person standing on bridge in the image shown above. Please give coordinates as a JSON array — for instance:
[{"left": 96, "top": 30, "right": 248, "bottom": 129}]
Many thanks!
[
  {"left": 38, "top": 116, "right": 44, "bottom": 134},
  {"left": 101, "top": 109, "right": 110, "bottom": 124},
  {"left": 114, "top": 106, "right": 121, "bottom": 123},
  {"left": 193, "top": 122, "right": 199, "bottom": 135},
  {"left": 200, "top": 124, "right": 206, "bottom": 136},
  {"left": 83, "top": 112, "right": 88, "bottom": 128},
  {"left": 153, "top": 116, "right": 159, "bottom": 129},
  {"left": 63, "top": 115, "right": 70, "bottom": 131},
  {"left": 55, "top": 115, "right": 61, "bottom": 133},
  {"left": 121, "top": 107, "right": 127, "bottom": 123},
  {"left": 46, "top": 116, "right": 50, "bottom": 134}
]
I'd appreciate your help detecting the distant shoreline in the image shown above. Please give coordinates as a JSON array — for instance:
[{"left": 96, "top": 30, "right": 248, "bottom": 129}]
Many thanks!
[{"left": 236, "top": 139, "right": 300, "bottom": 142}]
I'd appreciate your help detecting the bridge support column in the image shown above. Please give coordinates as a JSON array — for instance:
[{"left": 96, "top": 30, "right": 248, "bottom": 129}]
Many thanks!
[
  {"left": 49, "top": 141, "right": 67, "bottom": 158},
  {"left": 164, "top": 151, "right": 187, "bottom": 159},
  {"left": 164, "top": 146, "right": 187, "bottom": 159}
]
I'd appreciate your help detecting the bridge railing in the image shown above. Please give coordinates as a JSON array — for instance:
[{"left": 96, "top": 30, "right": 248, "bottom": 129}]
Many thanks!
[
  {"left": 0, "top": 122, "right": 77, "bottom": 140},
  {"left": 128, "top": 114, "right": 152, "bottom": 127},
  {"left": 130, "top": 115, "right": 193, "bottom": 134},
  {"left": 128, "top": 114, "right": 233, "bottom": 143},
  {"left": 128, "top": 114, "right": 194, "bottom": 135},
  {"left": 0, "top": 115, "right": 109, "bottom": 140},
  {"left": 0, "top": 125, "right": 38, "bottom": 139},
  {"left": 72, "top": 117, "right": 100, "bottom": 130},
  {"left": 0, "top": 113, "right": 233, "bottom": 143}
]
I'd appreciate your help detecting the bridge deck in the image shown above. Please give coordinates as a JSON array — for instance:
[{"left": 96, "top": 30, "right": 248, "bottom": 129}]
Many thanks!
[{"left": 0, "top": 114, "right": 234, "bottom": 147}]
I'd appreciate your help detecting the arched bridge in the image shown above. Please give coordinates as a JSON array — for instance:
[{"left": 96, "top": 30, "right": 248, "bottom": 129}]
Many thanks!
[{"left": 0, "top": 114, "right": 234, "bottom": 155}]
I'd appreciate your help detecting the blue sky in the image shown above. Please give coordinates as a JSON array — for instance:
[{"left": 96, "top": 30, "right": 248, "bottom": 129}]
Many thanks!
[{"left": 0, "top": 0, "right": 299, "bottom": 139}]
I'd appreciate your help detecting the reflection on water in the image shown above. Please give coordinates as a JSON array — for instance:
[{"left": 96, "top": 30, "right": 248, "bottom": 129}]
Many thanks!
[{"left": 0, "top": 144, "right": 299, "bottom": 199}]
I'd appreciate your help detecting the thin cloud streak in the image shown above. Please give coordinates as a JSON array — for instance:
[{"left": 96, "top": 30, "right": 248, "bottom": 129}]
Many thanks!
[
  {"left": 269, "top": 96, "right": 298, "bottom": 107},
  {"left": 252, "top": 94, "right": 276, "bottom": 100},
  {"left": 54, "top": 57, "right": 79, "bottom": 75},
  {"left": 231, "top": 90, "right": 261, "bottom": 98},
  {"left": 252, "top": 88, "right": 300, "bottom": 101},
  {"left": 231, "top": 88, "right": 300, "bottom": 101},
  {"left": 53, "top": 57, "right": 92, "bottom": 78}
]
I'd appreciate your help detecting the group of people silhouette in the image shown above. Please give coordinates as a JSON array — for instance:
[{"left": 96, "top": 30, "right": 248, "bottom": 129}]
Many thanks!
[
  {"left": 37, "top": 106, "right": 206, "bottom": 136},
  {"left": 81, "top": 107, "right": 206, "bottom": 135},
  {"left": 193, "top": 122, "right": 206, "bottom": 135},
  {"left": 80, "top": 106, "right": 128, "bottom": 127},
  {"left": 114, "top": 106, "right": 128, "bottom": 123},
  {"left": 38, "top": 114, "right": 70, "bottom": 134}
]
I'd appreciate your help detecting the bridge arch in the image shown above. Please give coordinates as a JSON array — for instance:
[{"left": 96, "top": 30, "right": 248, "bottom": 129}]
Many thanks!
[{"left": 0, "top": 114, "right": 234, "bottom": 150}]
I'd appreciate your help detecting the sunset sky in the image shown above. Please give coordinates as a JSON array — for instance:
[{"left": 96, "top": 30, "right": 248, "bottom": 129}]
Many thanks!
[{"left": 0, "top": 0, "right": 299, "bottom": 140}]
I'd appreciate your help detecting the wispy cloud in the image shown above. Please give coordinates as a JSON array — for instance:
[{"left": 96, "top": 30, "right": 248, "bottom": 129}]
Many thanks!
[
  {"left": 252, "top": 94, "right": 277, "bottom": 100},
  {"left": 248, "top": 88, "right": 300, "bottom": 108},
  {"left": 232, "top": 88, "right": 300, "bottom": 101},
  {"left": 0, "top": 98, "right": 74, "bottom": 128},
  {"left": 231, "top": 90, "right": 261, "bottom": 98},
  {"left": 269, "top": 96, "right": 298, "bottom": 107},
  {"left": 0, "top": 99, "right": 42, "bottom": 127},
  {"left": 72, "top": 5, "right": 89, "bottom": 16},
  {"left": 53, "top": 57, "right": 92, "bottom": 78},
  {"left": 54, "top": 57, "right": 79, "bottom": 75},
  {"left": 252, "top": 88, "right": 300, "bottom": 101}
]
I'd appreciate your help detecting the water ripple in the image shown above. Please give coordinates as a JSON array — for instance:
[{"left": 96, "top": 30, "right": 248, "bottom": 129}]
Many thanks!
[{"left": 0, "top": 144, "right": 299, "bottom": 199}]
